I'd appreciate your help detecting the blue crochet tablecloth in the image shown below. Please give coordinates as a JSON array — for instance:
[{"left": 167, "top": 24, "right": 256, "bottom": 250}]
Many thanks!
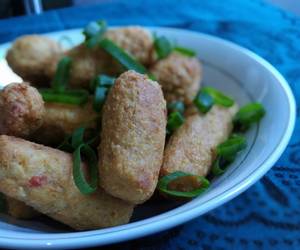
[{"left": 0, "top": 0, "right": 299, "bottom": 249}]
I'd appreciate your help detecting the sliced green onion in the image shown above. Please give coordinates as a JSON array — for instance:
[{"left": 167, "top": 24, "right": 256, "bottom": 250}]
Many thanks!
[
  {"left": 93, "top": 87, "right": 108, "bottom": 112},
  {"left": 57, "top": 134, "right": 73, "bottom": 152},
  {"left": 154, "top": 35, "right": 173, "bottom": 59},
  {"left": 90, "top": 74, "right": 115, "bottom": 91},
  {"left": 193, "top": 90, "right": 214, "bottom": 113},
  {"left": 99, "top": 38, "right": 147, "bottom": 74},
  {"left": 157, "top": 171, "right": 210, "bottom": 198},
  {"left": 71, "top": 127, "right": 85, "bottom": 149},
  {"left": 73, "top": 144, "right": 98, "bottom": 195},
  {"left": 39, "top": 89, "right": 89, "bottom": 105},
  {"left": 52, "top": 57, "right": 72, "bottom": 93},
  {"left": 234, "top": 103, "right": 265, "bottom": 132},
  {"left": 211, "top": 156, "right": 233, "bottom": 176},
  {"left": 83, "top": 20, "right": 107, "bottom": 48},
  {"left": 0, "top": 193, "right": 6, "bottom": 213},
  {"left": 174, "top": 46, "right": 196, "bottom": 57},
  {"left": 167, "top": 101, "right": 185, "bottom": 115},
  {"left": 216, "top": 134, "right": 247, "bottom": 158},
  {"left": 202, "top": 87, "right": 234, "bottom": 107},
  {"left": 167, "top": 111, "right": 185, "bottom": 134}
]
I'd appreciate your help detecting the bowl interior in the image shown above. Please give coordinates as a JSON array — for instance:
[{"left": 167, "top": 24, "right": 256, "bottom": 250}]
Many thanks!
[{"left": 0, "top": 27, "right": 295, "bottom": 248}]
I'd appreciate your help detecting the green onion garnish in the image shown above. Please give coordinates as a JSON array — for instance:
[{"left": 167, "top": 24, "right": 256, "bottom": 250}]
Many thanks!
[
  {"left": 39, "top": 89, "right": 89, "bottom": 105},
  {"left": 73, "top": 143, "right": 98, "bottom": 195},
  {"left": 71, "top": 127, "right": 85, "bottom": 149},
  {"left": 99, "top": 38, "right": 147, "bottom": 74},
  {"left": 52, "top": 57, "right": 72, "bottom": 93},
  {"left": 93, "top": 87, "right": 108, "bottom": 112},
  {"left": 202, "top": 87, "right": 234, "bottom": 107},
  {"left": 233, "top": 103, "right": 265, "bottom": 132},
  {"left": 167, "top": 111, "right": 185, "bottom": 134},
  {"left": 0, "top": 193, "right": 6, "bottom": 213},
  {"left": 193, "top": 90, "right": 214, "bottom": 113},
  {"left": 83, "top": 20, "right": 107, "bottom": 48},
  {"left": 167, "top": 101, "right": 185, "bottom": 115},
  {"left": 216, "top": 134, "right": 247, "bottom": 159},
  {"left": 174, "top": 46, "right": 196, "bottom": 57},
  {"left": 157, "top": 171, "right": 210, "bottom": 198},
  {"left": 154, "top": 35, "right": 173, "bottom": 60},
  {"left": 90, "top": 74, "right": 115, "bottom": 91}
]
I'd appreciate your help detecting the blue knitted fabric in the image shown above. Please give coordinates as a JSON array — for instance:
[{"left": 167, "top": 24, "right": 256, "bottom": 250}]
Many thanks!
[{"left": 0, "top": 0, "right": 299, "bottom": 249}]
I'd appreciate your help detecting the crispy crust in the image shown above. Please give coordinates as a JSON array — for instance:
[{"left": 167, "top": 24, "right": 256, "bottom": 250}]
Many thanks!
[
  {"left": 99, "top": 70, "right": 167, "bottom": 204},
  {"left": 0, "top": 135, "right": 134, "bottom": 230},
  {"left": 161, "top": 104, "right": 238, "bottom": 177},
  {"left": 0, "top": 83, "right": 45, "bottom": 138},
  {"left": 150, "top": 53, "right": 202, "bottom": 104}
]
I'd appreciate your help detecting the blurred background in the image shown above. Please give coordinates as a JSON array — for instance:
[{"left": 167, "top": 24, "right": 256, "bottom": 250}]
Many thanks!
[{"left": 0, "top": 0, "right": 300, "bottom": 18}]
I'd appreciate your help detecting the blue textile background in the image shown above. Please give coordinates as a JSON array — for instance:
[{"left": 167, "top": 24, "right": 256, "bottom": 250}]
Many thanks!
[{"left": 0, "top": 0, "right": 299, "bottom": 249}]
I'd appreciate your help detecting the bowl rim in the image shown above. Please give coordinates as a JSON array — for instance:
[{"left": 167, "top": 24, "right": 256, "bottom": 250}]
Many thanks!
[{"left": 0, "top": 27, "right": 296, "bottom": 249}]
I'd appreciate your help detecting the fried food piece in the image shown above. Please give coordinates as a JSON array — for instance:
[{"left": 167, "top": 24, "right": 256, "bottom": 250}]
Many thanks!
[
  {"left": 0, "top": 135, "right": 134, "bottom": 230},
  {"left": 161, "top": 105, "right": 238, "bottom": 177},
  {"left": 32, "top": 100, "right": 98, "bottom": 146},
  {"left": 5, "top": 196, "right": 38, "bottom": 220},
  {"left": 46, "top": 27, "right": 153, "bottom": 88},
  {"left": 99, "top": 70, "right": 166, "bottom": 204},
  {"left": 150, "top": 53, "right": 202, "bottom": 105},
  {"left": 104, "top": 26, "right": 153, "bottom": 65},
  {"left": 0, "top": 82, "right": 45, "bottom": 138},
  {"left": 6, "top": 35, "right": 62, "bottom": 85}
]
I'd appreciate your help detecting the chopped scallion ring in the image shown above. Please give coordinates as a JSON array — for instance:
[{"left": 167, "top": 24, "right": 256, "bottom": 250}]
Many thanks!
[
  {"left": 233, "top": 103, "right": 265, "bottom": 132},
  {"left": 193, "top": 90, "right": 214, "bottom": 113},
  {"left": 39, "top": 89, "right": 89, "bottom": 105},
  {"left": 154, "top": 35, "right": 173, "bottom": 59},
  {"left": 167, "top": 111, "right": 185, "bottom": 134},
  {"left": 99, "top": 38, "right": 147, "bottom": 74},
  {"left": 174, "top": 46, "right": 196, "bottom": 57},
  {"left": 93, "top": 86, "right": 108, "bottom": 112},
  {"left": 157, "top": 171, "right": 210, "bottom": 198},
  {"left": 52, "top": 57, "right": 72, "bottom": 93},
  {"left": 216, "top": 134, "right": 247, "bottom": 158},
  {"left": 90, "top": 74, "right": 115, "bottom": 91},
  {"left": 83, "top": 20, "right": 107, "bottom": 48},
  {"left": 202, "top": 87, "right": 234, "bottom": 107},
  {"left": 73, "top": 144, "right": 98, "bottom": 195}
]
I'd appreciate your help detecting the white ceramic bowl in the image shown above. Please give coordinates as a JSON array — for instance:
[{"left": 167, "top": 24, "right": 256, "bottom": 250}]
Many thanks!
[{"left": 0, "top": 27, "right": 296, "bottom": 249}]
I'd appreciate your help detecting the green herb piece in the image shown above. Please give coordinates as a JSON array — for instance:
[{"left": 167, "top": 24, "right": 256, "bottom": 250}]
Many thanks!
[
  {"left": 157, "top": 171, "right": 210, "bottom": 198},
  {"left": 216, "top": 134, "right": 247, "bottom": 159},
  {"left": 167, "top": 101, "right": 185, "bottom": 115},
  {"left": 174, "top": 46, "right": 196, "bottom": 57},
  {"left": 93, "top": 87, "right": 108, "bottom": 112},
  {"left": 73, "top": 144, "right": 98, "bottom": 195},
  {"left": 234, "top": 103, "right": 265, "bottom": 132},
  {"left": 90, "top": 74, "right": 115, "bottom": 91},
  {"left": 154, "top": 35, "right": 173, "bottom": 59},
  {"left": 202, "top": 87, "right": 234, "bottom": 107},
  {"left": 99, "top": 38, "right": 147, "bottom": 74},
  {"left": 52, "top": 57, "right": 72, "bottom": 93},
  {"left": 167, "top": 111, "right": 185, "bottom": 134},
  {"left": 39, "top": 89, "right": 89, "bottom": 105},
  {"left": 83, "top": 20, "right": 107, "bottom": 48},
  {"left": 193, "top": 90, "right": 214, "bottom": 113}
]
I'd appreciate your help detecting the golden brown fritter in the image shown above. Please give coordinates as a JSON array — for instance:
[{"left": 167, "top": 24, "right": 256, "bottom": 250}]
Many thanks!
[
  {"left": 150, "top": 53, "right": 202, "bottom": 105},
  {"left": 32, "top": 99, "right": 98, "bottom": 146},
  {"left": 6, "top": 35, "right": 62, "bottom": 85},
  {"left": 99, "top": 70, "right": 167, "bottom": 204},
  {"left": 5, "top": 197, "right": 38, "bottom": 220},
  {"left": 0, "top": 135, "right": 134, "bottom": 230},
  {"left": 161, "top": 104, "right": 238, "bottom": 177},
  {"left": 104, "top": 26, "right": 153, "bottom": 65},
  {"left": 0, "top": 82, "right": 45, "bottom": 138}
]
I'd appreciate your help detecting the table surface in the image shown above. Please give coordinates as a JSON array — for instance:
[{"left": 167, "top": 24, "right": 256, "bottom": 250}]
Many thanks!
[{"left": 0, "top": 0, "right": 299, "bottom": 249}]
